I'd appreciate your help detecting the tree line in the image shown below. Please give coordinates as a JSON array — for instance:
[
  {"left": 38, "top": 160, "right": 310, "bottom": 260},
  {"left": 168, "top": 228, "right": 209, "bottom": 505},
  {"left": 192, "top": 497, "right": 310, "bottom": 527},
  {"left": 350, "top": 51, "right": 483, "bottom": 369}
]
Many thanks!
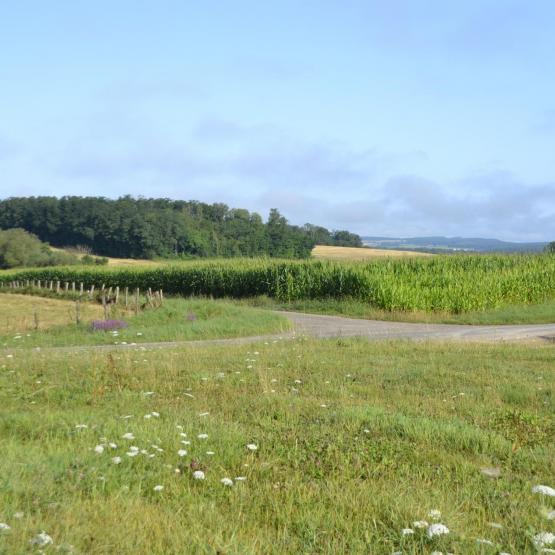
[{"left": 0, "top": 196, "right": 362, "bottom": 259}]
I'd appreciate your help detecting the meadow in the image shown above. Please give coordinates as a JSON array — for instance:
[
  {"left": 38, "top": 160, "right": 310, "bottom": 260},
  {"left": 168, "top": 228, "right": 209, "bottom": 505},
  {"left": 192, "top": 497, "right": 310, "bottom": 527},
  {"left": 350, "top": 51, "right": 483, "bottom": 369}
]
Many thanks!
[
  {"left": 3, "top": 253, "right": 555, "bottom": 314},
  {"left": 0, "top": 338, "right": 554, "bottom": 553},
  {"left": 0, "top": 294, "right": 289, "bottom": 348}
]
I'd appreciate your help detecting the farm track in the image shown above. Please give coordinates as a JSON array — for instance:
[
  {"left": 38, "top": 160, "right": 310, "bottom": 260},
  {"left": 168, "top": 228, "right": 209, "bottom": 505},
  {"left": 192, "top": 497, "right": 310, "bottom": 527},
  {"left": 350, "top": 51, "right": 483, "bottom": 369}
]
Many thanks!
[{"left": 4, "top": 311, "right": 555, "bottom": 355}]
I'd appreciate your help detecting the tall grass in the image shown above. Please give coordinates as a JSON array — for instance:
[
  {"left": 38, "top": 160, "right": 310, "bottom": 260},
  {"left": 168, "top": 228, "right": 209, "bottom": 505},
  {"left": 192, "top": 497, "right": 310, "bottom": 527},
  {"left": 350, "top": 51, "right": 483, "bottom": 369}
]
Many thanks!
[{"left": 2, "top": 254, "right": 555, "bottom": 313}]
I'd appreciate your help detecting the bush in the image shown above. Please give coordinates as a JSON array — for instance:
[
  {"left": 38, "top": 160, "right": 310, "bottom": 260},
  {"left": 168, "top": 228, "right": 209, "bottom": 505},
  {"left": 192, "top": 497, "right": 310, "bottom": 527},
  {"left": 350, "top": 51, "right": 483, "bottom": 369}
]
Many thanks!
[{"left": 0, "top": 229, "right": 78, "bottom": 269}]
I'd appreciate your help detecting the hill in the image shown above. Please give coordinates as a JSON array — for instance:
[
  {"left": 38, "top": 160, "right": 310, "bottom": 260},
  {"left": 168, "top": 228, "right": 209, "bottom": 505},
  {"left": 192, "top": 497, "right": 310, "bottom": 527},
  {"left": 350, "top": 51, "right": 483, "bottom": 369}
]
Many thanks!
[
  {"left": 363, "top": 236, "right": 547, "bottom": 253},
  {"left": 0, "top": 196, "right": 362, "bottom": 260}
]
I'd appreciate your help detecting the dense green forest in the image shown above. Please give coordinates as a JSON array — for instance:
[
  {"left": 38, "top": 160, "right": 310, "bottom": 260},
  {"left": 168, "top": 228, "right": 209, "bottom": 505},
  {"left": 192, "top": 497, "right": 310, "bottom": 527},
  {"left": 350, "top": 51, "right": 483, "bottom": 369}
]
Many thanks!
[{"left": 0, "top": 196, "right": 361, "bottom": 259}]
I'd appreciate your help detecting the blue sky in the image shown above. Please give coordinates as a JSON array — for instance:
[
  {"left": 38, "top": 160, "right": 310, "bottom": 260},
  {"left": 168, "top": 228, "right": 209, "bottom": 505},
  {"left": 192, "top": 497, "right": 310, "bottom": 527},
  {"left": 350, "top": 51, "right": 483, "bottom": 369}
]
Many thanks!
[{"left": 1, "top": 1, "right": 555, "bottom": 240}]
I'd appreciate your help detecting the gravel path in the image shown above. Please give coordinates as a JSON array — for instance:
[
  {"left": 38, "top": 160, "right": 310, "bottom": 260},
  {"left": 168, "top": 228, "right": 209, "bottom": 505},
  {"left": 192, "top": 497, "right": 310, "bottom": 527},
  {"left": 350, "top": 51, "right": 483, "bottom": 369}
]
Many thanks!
[
  {"left": 283, "top": 311, "right": 555, "bottom": 343},
  {"left": 5, "top": 311, "right": 555, "bottom": 355}
]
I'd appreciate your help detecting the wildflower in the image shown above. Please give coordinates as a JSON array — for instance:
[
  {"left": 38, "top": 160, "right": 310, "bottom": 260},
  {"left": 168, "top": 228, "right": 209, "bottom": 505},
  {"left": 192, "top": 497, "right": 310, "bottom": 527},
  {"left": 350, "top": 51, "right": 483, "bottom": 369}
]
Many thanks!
[
  {"left": 246, "top": 443, "right": 258, "bottom": 451},
  {"left": 428, "top": 509, "right": 441, "bottom": 520},
  {"left": 413, "top": 520, "right": 429, "bottom": 529},
  {"left": 532, "top": 485, "right": 555, "bottom": 497},
  {"left": 153, "top": 485, "right": 164, "bottom": 492},
  {"left": 181, "top": 440, "right": 191, "bottom": 445},
  {"left": 546, "top": 510, "right": 555, "bottom": 520},
  {"left": 401, "top": 528, "right": 414, "bottom": 536},
  {"left": 192, "top": 470, "right": 205, "bottom": 480},
  {"left": 112, "top": 456, "right": 122, "bottom": 464},
  {"left": 122, "top": 432, "right": 135, "bottom": 440},
  {"left": 144, "top": 414, "right": 152, "bottom": 419},
  {"left": 94, "top": 445, "right": 104, "bottom": 454},
  {"left": 199, "top": 412, "right": 209, "bottom": 417},
  {"left": 180, "top": 432, "right": 187, "bottom": 437},
  {"left": 197, "top": 433, "right": 208, "bottom": 439},
  {"left": 235, "top": 476, "right": 247, "bottom": 481},
  {"left": 221, "top": 478, "right": 233, "bottom": 487},
  {"left": 30, "top": 531, "right": 53, "bottom": 546},
  {"left": 151, "top": 411, "right": 160, "bottom": 417},
  {"left": 476, "top": 538, "right": 494, "bottom": 546},
  {"left": 0, "top": 523, "right": 10, "bottom": 531},
  {"left": 427, "top": 523, "right": 449, "bottom": 538},
  {"left": 177, "top": 449, "right": 187, "bottom": 457},
  {"left": 75, "top": 424, "right": 88, "bottom": 429},
  {"left": 109, "top": 442, "right": 117, "bottom": 449},
  {"left": 488, "top": 522, "right": 503, "bottom": 529},
  {"left": 206, "top": 451, "right": 215, "bottom": 455},
  {"left": 13, "top": 512, "right": 24, "bottom": 519},
  {"left": 533, "top": 532, "right": 555, "bottom": 550}
]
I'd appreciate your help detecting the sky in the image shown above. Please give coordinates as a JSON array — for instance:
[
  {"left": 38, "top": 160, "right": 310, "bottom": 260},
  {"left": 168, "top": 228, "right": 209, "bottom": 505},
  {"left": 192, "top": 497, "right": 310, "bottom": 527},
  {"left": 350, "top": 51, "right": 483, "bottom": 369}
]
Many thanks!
[{"left": 1, "top": 1, "right": 555, "bottom": 241}]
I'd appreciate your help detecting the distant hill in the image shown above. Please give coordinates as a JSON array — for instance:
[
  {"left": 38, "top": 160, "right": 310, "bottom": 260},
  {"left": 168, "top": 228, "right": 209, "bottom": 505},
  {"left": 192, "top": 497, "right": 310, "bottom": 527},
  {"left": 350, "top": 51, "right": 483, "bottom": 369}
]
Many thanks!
[{"left": 362, "top": 236, "right": 547, "bottom": 253}]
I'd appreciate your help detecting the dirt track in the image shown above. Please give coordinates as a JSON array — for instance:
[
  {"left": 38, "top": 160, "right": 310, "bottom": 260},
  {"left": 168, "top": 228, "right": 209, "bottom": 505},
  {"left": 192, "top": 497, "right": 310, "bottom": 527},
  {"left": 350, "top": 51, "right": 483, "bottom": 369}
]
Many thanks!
[
  {"left": 283, "top": 311, "right": 555, "bottom": 343},
  {"left": 5, "top": 311, "right": 555, "bottom": 355}
]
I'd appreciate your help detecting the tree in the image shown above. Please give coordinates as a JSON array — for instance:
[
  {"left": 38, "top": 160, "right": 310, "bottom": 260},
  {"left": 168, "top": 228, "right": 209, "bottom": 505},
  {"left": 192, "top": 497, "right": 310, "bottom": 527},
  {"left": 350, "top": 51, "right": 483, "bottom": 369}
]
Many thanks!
[{"left": 544, "top": 241, "right": 555, "bottom": 254}]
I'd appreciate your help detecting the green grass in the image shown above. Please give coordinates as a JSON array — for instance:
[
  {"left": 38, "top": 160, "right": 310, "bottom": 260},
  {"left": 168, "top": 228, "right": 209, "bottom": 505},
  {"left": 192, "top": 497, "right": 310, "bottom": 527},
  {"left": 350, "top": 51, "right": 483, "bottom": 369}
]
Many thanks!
[
  {"left": 0, "top": 297, "right": 289, "bottom": 348},
  {"left": 245, "top": 296, "right": 555, "bottom": 325},
  {"left": 0, "top": 339, "right": 553, "bottom": 553}
]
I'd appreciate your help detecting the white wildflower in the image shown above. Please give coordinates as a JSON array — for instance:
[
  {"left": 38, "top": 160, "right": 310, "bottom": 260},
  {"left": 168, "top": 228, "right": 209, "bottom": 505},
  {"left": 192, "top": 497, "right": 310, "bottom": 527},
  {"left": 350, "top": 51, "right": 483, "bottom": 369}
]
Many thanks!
[
  {"left": 412, "top": 520, "right": 428, "bottom": 528},
  {"left": 246, "top": 443, "right": 258, "bottom": 451},
  {"left": 401, "top": 528, "right": 414, "bottom": 536},
  {"left": 476, "top": 538, "right": 494, "bottom": 546},
  {"left": 0, "top": 523, "right": 10, "bottom": 531},
  {"left": 220, "top": 477, "right": 233, "bottom": 487},
  {"left": 151, "top": 411, "right": 160, "bottom": 417},
  {"left": 109, "top": 442, "right": 117, "bottom": 449},
  {"left": 153, "top": 485, "right": 164, "bottom": 492},
  {"left": 177, "top": 449, "right": 187, "bottom": 457},
  {"left": 192, "top": 470, "right": 205, "bottom": 480},
  {"left": 546, "top": 510, "right": 555, "bottom": 520},
  {"left": 428, "top": 509, "right": 441, "bottom": 520},
  {"left": 533, "top": 485, "right": 555, "bottom": 497},
  {"left": 112, "top": 456, "right": 122, "bottom": 464},
  {"left": 206, "top": 451, "right": 215, "bottom": 455},
  {"left": 75, "top": 424, "right": 88, "bottom": 429},
  {"left": 94, "top": 445, "right": 104, "bottom": 454},
  {"left": 30, "top": 531, "right": 53, "bottom": 546},
  {"left": 235, "top": 476, "right": 247, "bottom": 481},
  {"left": 197, "top": 433, "right": 208, "bottom": 439},
  {"left": 533, "top": 532, "right": 555, "bottom": 550},
  {"left": 427, "top": 523, "right": 450, "bottom": 538},
  {"left": 122, "top": 432, "right": 135, "bottom": 440},
  {"left": 13, "top": 512, "right": 24, "bottom": 519}
]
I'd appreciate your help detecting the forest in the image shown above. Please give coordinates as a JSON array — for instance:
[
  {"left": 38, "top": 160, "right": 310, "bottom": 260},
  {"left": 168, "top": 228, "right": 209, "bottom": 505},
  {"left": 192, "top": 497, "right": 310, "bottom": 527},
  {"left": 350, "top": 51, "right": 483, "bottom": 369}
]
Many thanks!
[{"left": 0, "top": 196, "right": 362, "bottom": 259}]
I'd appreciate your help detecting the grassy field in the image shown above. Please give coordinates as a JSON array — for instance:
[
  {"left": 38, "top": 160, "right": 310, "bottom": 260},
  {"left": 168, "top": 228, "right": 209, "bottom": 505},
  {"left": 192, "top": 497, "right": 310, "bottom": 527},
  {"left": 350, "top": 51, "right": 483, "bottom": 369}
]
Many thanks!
[
  {"left": 0, "top": 339, "right": 553, "bottom": 553},
  {"left": 246, "top": 296, "right": 555, "bottom": 325},
  {"left": 0, "top": 293, "right": 105, "bottom": 334},
  {"left": 312, "top": 244, "right": 431, "bottom": 260},
  {"left": 0, "top": 294, "right": 289, "bottom": 348}
]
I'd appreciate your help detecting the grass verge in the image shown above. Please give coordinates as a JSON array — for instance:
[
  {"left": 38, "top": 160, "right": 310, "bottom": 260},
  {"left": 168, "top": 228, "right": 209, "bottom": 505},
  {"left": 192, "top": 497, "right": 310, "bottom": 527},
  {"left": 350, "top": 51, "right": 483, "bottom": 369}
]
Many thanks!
[
  {"left": 0, "top": 296, "right": 289, "bottom": 348},
  {"left": 0, "top": 339, "right": 553, "bottom": 553}
]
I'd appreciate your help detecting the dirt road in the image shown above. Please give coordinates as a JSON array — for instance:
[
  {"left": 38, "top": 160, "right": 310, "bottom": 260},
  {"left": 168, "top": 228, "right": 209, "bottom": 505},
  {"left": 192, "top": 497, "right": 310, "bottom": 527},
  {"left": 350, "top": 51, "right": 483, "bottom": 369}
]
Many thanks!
[{"left": 6, "top": 311, "right": 555, "bottom": 355}]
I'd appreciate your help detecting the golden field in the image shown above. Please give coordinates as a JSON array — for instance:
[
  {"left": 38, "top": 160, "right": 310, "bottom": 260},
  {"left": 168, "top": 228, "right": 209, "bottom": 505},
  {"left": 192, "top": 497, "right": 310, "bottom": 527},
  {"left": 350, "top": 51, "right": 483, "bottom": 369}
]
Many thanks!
[{"left": 311, "top": 244, "right": 431, "bottom": 261}]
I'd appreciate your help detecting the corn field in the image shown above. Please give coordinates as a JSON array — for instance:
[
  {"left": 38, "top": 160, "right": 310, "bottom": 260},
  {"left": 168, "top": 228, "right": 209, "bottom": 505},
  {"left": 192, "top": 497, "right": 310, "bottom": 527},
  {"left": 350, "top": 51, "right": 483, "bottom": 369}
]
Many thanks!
[{"left": 1, "top": 254, "right": 555, "bottom": 313}]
